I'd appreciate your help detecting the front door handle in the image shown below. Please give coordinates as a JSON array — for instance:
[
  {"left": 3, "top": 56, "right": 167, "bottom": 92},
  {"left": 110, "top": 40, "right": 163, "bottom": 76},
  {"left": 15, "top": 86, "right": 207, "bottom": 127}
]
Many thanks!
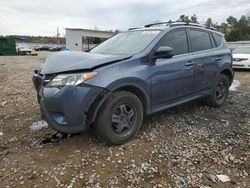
[
  {"left": 216, "top": 57, "right": 222, "bottom": 61},
  {"left": 185, "top": 61, "right": 194, "bottom": 66}
]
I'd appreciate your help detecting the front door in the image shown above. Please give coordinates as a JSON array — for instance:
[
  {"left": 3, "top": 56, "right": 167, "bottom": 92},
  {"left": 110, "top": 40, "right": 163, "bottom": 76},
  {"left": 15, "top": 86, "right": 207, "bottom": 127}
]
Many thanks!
[{"left": 150, "top": 29, "right": 195, "bottom": 106}]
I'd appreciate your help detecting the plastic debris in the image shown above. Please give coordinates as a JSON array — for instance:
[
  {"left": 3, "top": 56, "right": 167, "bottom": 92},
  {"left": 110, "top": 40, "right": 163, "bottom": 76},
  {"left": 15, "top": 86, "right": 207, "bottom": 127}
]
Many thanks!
[
  {"left": 216, "top": 174, "right": 230, "bottom": 182},
  {"left": 0, "top": 101, "right": 7, "bottom": 107},
  {"left": 31, "top": 131, "right": 71, "bottom": 147},
  {"left": 229, "top": 80, "right": 240, "bottom": 91},
  {"left": 54, "top": 176, "right": 60, "bottom": 184},
  {"left": 30, "top": 120, "right": 48, "bottom": 131},
  {"left": 0, "top": 132, "right": 3, "bottom": 136}
]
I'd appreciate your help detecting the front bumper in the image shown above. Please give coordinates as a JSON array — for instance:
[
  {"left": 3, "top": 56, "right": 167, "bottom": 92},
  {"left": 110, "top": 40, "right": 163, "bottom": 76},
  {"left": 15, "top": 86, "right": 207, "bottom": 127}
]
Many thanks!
[
  {"left": 32, "top": 70, "right": 43, "bottom": 91},
  {"left": 33, "top": 73, "right": 108, "bottom": 133}
]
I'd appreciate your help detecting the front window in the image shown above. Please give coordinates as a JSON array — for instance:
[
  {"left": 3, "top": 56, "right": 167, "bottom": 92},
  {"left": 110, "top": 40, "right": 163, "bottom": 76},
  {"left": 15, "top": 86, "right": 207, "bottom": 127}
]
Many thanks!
[
  {"left": 233, "top": 47, "right": 250, "bottom": 54},
  {"left": 158, "top": 29, "right": 188, "bottom": 56},
  {"left": 90, "top": 30, "right": 160, "bottom": 55}
]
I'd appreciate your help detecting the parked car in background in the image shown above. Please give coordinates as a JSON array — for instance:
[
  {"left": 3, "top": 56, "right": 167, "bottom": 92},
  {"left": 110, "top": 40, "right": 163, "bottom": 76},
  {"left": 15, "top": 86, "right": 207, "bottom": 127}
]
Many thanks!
[
  {"left": 34, "top": 46, "right": 51, "bottom": 51},
  {"left": 33, "top": 22, "right": 233, "bottom": 145},
  {"left": 49, "top": 46, "right": 59, "bottom": 52},
  {"left": 59, "top": 47, "right": 68, "bottom": 51},
  {"left": 34, "top": 45, "right": 65, "bottom": 52},
  {"left": 16, "top": 44, "right": 32, "bottom": 55},
  {"left": 232, "top": 46, "right": 250, "bottom": 69}
]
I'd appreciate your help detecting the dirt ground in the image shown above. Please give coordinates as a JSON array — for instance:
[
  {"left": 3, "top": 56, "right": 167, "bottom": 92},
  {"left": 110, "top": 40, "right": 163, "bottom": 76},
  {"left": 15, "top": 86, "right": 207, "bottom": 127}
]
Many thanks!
[{"left": 0, "top": 53, "right": 249, "bottom": 188}]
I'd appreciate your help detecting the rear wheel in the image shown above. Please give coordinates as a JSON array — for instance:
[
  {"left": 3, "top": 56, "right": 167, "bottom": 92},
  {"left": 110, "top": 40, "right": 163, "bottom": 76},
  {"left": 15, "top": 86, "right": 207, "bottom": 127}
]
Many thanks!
[
  {"left": 95, "top": 91, "right": 143, "bottom": 145},
  {"left": 205, "top": 74, "right": 229, "bottom": 107}
]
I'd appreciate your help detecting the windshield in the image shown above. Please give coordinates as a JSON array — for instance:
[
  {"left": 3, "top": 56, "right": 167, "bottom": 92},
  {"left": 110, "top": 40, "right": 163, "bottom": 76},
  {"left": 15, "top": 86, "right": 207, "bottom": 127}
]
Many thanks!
[
  {"left": 233, "top": 47, "right": 250, "bottom": 54},
  {"left": 90, "top": 30, "right": 160, "bottom": 55}
]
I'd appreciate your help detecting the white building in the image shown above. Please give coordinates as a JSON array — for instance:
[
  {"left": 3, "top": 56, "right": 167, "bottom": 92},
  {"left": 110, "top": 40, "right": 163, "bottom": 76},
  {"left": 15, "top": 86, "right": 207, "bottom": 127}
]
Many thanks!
[{"left": 66, "top": 28, "right": 114, "bottom": 51}]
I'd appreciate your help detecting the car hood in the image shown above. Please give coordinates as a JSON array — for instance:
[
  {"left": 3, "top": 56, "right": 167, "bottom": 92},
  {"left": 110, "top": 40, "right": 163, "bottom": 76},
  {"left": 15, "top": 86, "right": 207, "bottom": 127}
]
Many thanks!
[{"left": 40, "top": 51, "right": 131, "bottom": 74}]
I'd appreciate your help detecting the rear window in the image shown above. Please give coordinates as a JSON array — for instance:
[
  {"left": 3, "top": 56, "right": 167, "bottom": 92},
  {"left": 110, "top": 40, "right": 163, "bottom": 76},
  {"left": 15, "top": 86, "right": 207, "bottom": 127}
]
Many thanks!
[
  {"left": 212, "top": 33, "right": 222, "bottom": 47},
  {"left": 190, "top": 30, "right": 212, "bottom": 52}
]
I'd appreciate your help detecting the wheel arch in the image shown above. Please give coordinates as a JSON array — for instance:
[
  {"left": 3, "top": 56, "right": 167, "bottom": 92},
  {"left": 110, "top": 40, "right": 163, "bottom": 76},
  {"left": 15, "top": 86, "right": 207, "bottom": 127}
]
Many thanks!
[
  {"left": 219, "top": 68, "right": 234, "bottom": 86},
  {"left": 213, "top": 62, "right": 234, "bottom": 87},
  {"left": 88, "top": 81, "right": 151, "bottom": 124},
  {"left": 113, "top": 85, "right": 150, "bottom": 115}
]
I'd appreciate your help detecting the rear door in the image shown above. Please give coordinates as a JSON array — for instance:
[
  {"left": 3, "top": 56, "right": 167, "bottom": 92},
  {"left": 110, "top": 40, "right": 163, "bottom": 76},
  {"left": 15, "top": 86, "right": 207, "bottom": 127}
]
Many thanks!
[
  {"left": 188, "top": 29, "right": 217, "bottom": 92},
  {"left": 150, "top": 29, "right": 195, "bottom": 106}
]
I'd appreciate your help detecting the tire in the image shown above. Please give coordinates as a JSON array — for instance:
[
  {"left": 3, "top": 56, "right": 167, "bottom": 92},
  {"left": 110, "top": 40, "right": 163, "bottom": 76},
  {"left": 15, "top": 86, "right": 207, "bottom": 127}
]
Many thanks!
[
  {"left": 205, "top": 74, "right": 229, "bottom": 107},
  {"left": 95, "top": 91, "right": 143, "bottom": 145}
]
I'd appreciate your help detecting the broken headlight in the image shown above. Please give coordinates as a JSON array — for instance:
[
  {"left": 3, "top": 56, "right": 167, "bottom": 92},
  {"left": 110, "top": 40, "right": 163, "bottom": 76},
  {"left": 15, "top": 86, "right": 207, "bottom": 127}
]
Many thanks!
[{"left": 47, "top": 72, "right": 97, "bottom": 87}]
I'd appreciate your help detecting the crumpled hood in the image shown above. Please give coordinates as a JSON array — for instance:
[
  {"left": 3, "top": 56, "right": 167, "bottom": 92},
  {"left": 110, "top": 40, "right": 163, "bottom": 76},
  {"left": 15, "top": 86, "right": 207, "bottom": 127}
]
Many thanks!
[{"left": 40, "top": 51, "right": 131, "bottom": 74}]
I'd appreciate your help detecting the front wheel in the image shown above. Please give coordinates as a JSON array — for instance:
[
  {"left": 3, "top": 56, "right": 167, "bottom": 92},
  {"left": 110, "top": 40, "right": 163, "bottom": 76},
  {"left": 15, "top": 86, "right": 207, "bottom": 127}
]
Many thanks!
[
  {"left": 95, "top": 91, "right": 143, "bottom": 145},
  {"left": 205, "top": 74, "right": 229, "bottom": 107}
]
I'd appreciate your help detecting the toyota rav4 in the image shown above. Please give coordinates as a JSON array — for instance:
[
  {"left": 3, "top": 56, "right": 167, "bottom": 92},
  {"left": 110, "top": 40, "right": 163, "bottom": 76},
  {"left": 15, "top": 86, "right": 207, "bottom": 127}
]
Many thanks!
[{"left": 33, "top": 22, "right": 234, "bottom": 145}]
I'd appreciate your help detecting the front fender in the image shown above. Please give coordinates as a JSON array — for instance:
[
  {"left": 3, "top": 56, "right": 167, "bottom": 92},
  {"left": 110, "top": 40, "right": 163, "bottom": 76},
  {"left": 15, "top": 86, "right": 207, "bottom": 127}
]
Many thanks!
[
  {"left": 107, "top": 77, "right": 150, "bottom": 92},
  {"left": 88, "top": 78, "right": 151, "bottom": 123}
]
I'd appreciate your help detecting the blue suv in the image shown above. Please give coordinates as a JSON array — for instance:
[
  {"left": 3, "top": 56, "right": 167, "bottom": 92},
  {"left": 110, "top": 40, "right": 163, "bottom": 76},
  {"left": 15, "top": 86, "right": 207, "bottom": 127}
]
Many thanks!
[{"left": 33, "top": 22, "right": 233, "bottom": 145}]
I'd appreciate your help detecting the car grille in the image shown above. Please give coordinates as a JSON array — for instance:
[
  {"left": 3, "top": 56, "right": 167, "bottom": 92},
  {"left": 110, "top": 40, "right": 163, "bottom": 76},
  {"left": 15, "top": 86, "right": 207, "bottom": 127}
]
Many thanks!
[{"left": 233, "top": 58, "right": 248, "bottom": 62}]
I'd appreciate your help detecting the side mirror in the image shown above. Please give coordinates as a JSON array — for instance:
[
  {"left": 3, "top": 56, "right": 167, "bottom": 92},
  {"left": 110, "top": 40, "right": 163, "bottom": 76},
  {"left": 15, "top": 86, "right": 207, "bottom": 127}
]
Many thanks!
[{"left": 153, "top": 46, "right": 174, "bottom": 59}]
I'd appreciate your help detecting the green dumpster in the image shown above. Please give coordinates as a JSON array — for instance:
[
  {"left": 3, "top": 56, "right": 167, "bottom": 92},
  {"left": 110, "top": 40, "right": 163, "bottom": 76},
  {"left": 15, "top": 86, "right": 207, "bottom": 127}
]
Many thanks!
[{"left": 0, "top": 36, "right": 17, "bottom": 55}]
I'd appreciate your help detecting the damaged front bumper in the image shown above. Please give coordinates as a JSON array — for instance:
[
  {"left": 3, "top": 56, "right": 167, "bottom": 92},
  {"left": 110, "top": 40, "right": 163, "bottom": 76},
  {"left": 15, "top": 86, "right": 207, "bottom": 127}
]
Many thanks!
[{"left": 33, "top": 72, "right": 109, "bottom": 133}]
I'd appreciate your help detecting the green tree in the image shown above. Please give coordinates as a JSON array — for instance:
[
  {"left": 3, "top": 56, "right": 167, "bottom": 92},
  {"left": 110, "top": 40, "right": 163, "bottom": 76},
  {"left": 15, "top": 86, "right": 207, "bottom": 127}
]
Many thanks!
[
  {"left": 178, "top": 15, "right": 191, "bottom": 23},
  {"left": 205, "top": 18, "right": 213, "bottom": 27},
  {"left": 226, "top": 16, "right": 237, "bottom": 27},
  {"left": 114, "top": 29, "right": 120, "bottom": 34},
  {"left": 217, "top": 23, "right": 230, "bottom": 38},
  {"left": 225, "top": 15, "right": 250, "bottom": 41},
  {"left": 190, "top": 14, "right": 198, "bottom": 23}
]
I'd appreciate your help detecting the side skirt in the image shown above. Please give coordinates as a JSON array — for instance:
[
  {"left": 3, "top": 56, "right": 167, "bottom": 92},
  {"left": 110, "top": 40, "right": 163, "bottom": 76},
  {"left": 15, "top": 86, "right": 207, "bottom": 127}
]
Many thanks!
[{"left": 149, "top": 90, "right": 210, "bottom": 114}]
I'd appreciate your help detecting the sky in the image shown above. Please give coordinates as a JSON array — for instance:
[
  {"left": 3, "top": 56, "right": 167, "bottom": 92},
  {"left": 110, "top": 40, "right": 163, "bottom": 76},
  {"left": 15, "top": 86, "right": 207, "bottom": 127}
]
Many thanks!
[{"left": 0, "top": 0, "right": 250, "bottom": 36}]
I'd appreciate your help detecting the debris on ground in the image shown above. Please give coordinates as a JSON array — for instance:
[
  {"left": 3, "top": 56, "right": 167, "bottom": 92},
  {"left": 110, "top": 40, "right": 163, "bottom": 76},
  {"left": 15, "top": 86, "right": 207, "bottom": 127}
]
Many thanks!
[
  {"left": 216, "top": 174, "right": 231, "bottom": 182},
  {"left": 30, "top": 120, "right": 48, "bottom": 131},
  {"left": 0, "top": 132, "right": 3, "bottom": 136},
  {"left": 31, "top": 131, "right": 70, "bottom": 147},
  {"left": 229, "top": 79, "right": 241, "bottom": 91},
  {"left": 0, "top": 100, "right": 7, "bottom": 107}
]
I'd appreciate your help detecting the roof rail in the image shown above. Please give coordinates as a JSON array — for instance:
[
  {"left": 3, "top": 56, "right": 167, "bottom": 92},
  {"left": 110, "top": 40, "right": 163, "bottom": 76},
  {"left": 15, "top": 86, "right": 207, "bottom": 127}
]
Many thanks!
[
  {"left": 203, "top": 25, "right": 218, "bottom": 31},
  {"left": 144, "top": 21, "right": 218, "bottom": 31},
  {"left": 128, "top": 27, "right": 143, "bottom": 30},
  {"left": 144, "top": 21, "right": 173, "bottom": 28}
]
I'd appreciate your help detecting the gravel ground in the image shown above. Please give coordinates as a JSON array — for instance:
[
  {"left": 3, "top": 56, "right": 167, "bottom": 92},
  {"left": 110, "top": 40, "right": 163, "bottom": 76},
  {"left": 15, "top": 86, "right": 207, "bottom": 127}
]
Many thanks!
[{"left": 0, "top": 53, "right": 249, "bottom": 188}]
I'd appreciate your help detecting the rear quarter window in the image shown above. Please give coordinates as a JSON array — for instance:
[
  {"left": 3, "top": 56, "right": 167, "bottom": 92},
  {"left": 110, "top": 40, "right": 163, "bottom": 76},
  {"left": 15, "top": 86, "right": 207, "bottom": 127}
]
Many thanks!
[{"left": 212, "top": 33, "right": 222, "bottom": 47}]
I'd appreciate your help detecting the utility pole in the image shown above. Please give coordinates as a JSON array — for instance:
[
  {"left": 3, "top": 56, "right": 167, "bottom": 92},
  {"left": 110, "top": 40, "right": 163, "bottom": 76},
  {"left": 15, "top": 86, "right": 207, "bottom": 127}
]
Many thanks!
[{"left": 57, "top": 27, "right": 60, "bottom": 45}]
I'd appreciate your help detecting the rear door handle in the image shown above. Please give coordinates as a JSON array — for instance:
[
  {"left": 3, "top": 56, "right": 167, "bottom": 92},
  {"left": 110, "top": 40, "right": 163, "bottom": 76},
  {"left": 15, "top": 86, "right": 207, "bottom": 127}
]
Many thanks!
[
  {"left": 185, "top": 61, "right": 194, "bottom": 66},
  {"left": 216, "top": 57, "right": 222, "bottom": 61}
]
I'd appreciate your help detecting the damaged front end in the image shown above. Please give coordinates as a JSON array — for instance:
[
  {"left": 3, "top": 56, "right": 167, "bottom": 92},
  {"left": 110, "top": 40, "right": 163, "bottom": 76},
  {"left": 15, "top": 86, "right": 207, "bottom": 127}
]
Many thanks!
[
  {"left": 31, "top": 51, "right": 131, "bottom": 133},
  {"left": 32, "top": 71, "right": 109, "bottom": 134}
]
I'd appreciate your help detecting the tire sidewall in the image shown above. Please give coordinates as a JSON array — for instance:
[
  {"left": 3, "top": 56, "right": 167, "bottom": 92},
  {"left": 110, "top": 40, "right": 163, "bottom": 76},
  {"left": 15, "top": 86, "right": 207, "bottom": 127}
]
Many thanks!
[
  {"left": 96, "top": 91, "right": 143, "bottom": 145},
  {"left": 211, "top": 74, "right": 229, "bottom": 106}
]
